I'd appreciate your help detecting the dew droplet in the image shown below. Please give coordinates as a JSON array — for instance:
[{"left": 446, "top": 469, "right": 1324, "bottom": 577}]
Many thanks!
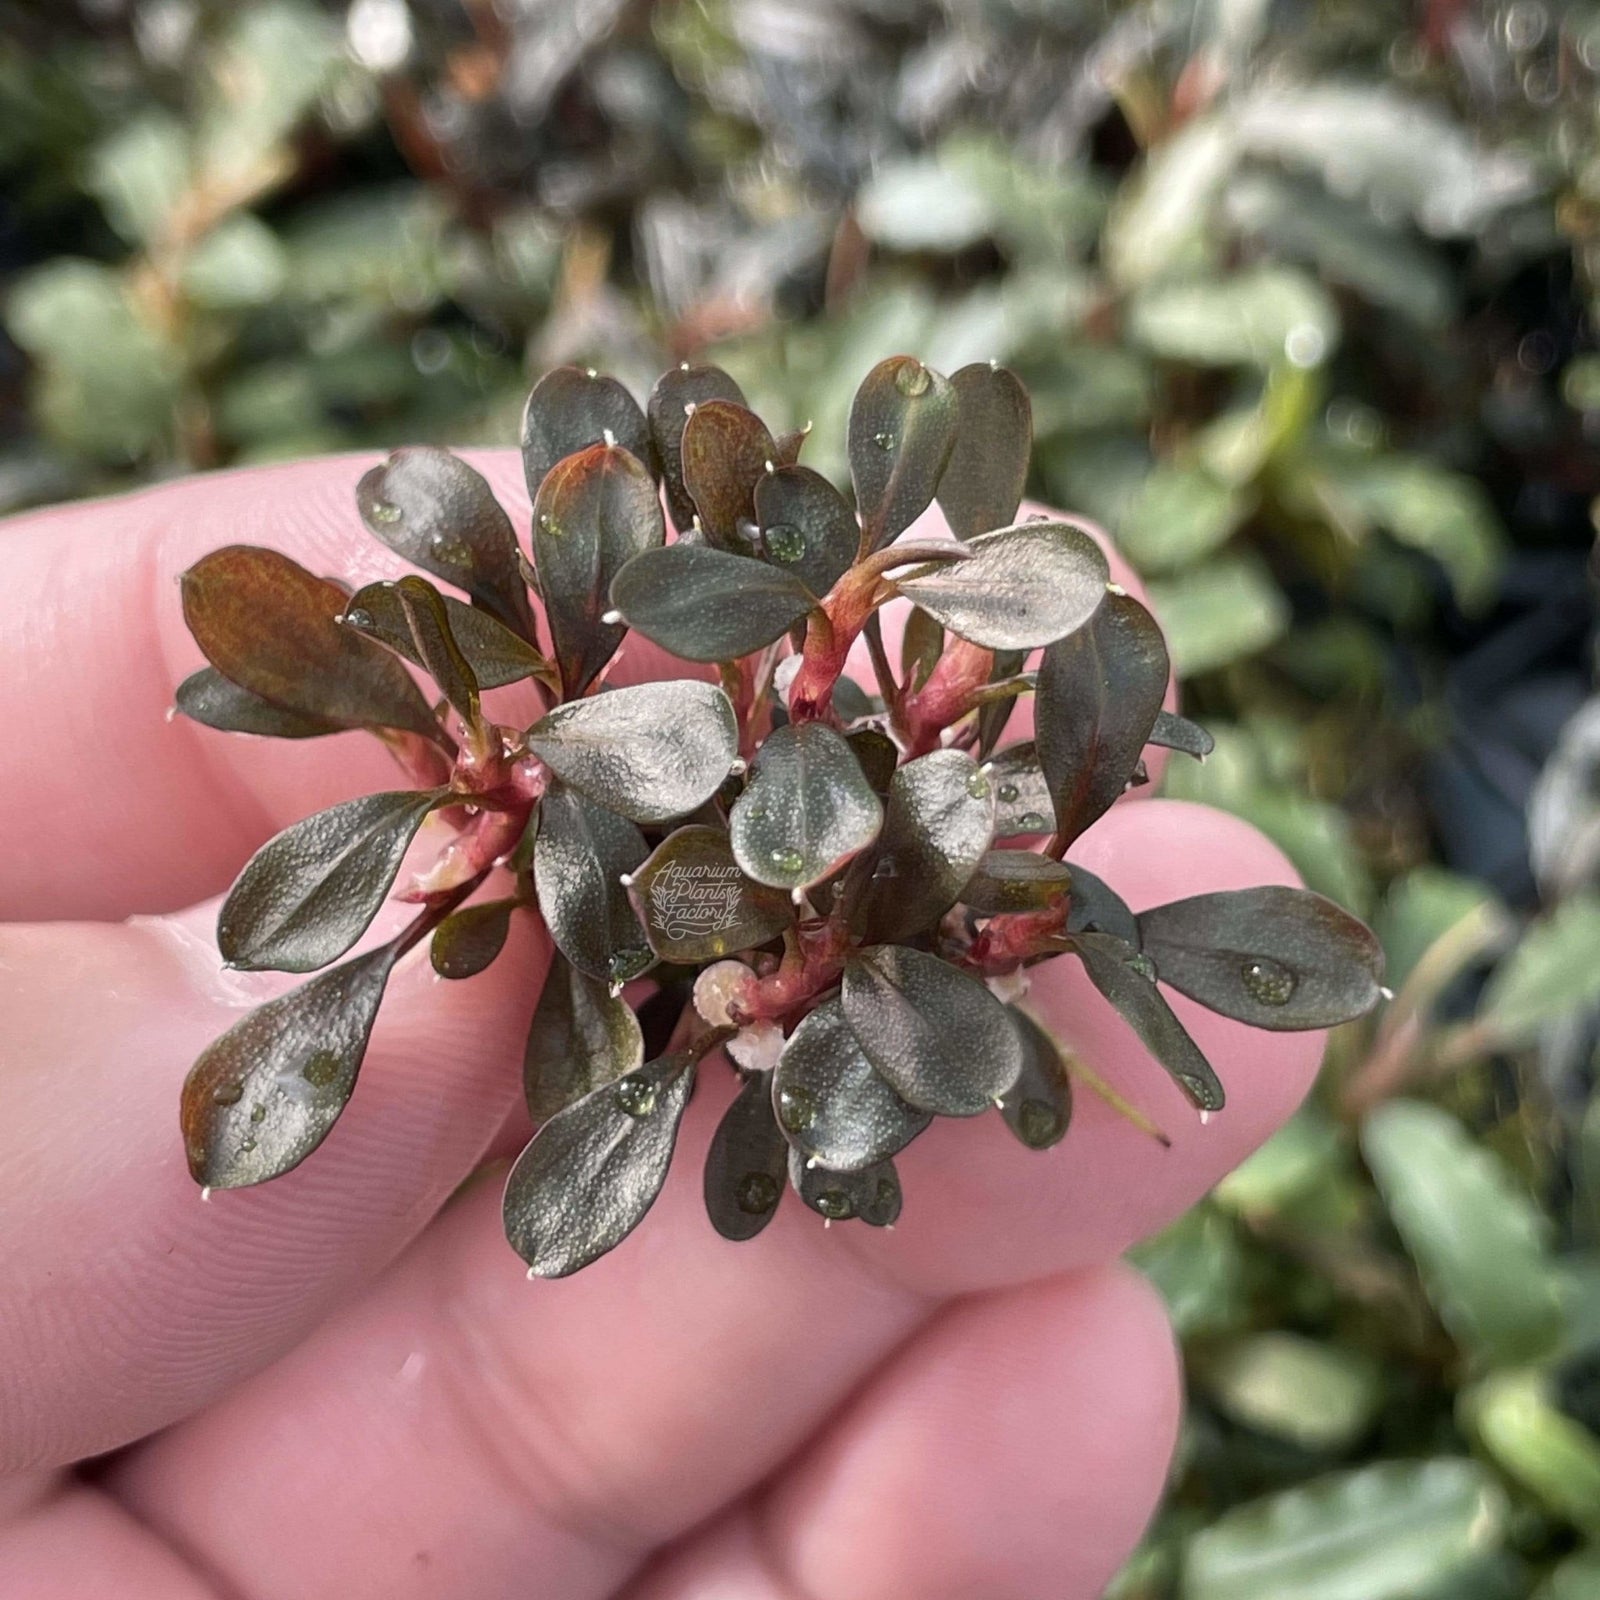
[
  {"left": 1127, "top": 952, "right": 1158, "bottom": 982},
  {"left": 814, "top": 1187, "right": 854, "bottom": 1220},
  {"left": 344, "top": 607, "right": 373, "bottom": 630},
  {"left": 1015, "top": 811, "right": 1046, "bottom": 832},
  {"left": 368, "top": 498, "right": 403, "bottom": 525},
  {"left": 302, "top": 1050, "right": 342, "bottom": 1088},
  {"left": 614, "top": 1073, "right": 657, "bottom": 1118},
  {"left": 212, "top": 1080, "right": 245, "bottom": 1107},
  {"left": 776, "top": 1084, "right": 818, "bottom": 1133},
  {"left": 539, "top": 511, "right": 560, "bottom": 535},
  {"left": 1016, "top": 1098, "right": 1062, "bottom": 1148},
  {"left": 1240, "top": 956, "right": 1297, "bottom": 1006},
  {"left": 238, "top": 1136, "right": 257, "bottom": 1154},
  {"left": 769, "top": 846, "right": 804, "bottom": 877},
  {"left": 765, "top": 522, "right": 806, "bottom": 563},
  {"left": 735, "top": 1172, "right": 780, "bottom": 1215},
  {"left": 249, "top": 1102, "right": 267, "bottom": 1125},
  {"left": 996, "top": 781, "right": 1020, "bottom": 803},
  {"left": 966, "top": 769, "right": 991, "bottom": 800},
  {"left": 607, "top": 947, "right": 652, "bottom": 985},
  {"left": 894, "top": 361, "right": 932, "bottom": 397},
  {"left": 873, "top": 431, "right": 896, "bottom": 451}
]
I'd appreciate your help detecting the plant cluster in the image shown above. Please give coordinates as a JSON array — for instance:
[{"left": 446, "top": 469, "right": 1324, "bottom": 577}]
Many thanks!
[{"left": 176, "top": 357, "right": 1384, "bottom": 1275}]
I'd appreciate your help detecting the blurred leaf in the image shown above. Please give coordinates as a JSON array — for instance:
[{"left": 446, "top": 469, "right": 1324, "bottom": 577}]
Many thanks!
[
  {"left": 85, "top": 112, "right": 190, "bottom": 246},
  {"left": 1375, "top": 868, "right": 1500, "bottom": 992},
  {"left": 1481, "top": 894, "right": 1600, "bottom": 1046},
  {"left": 523, "top": 952, "right": 644, "bottom": 1122},
  {"left": 1104, "top": 115, "right": 1237, "bottom": 289},
  {"left": 1117, "top": 464, "right": 1250, "bottom": 574},
  {"left": 181, "top": 214, "right": 287, "bottom": 309},
  {"left": 430, "top": 899, "right": 515, "bottom": 980},
  {"left": 627, "top": 825, "right": 792, "bottom": 963},
  {"left": 1462, "top": 1370, "right": 1600, "bottom": 1538},
  {"left": 1200, "top": 1333, "right": 1382, "bottom": 1452},
  {"left": 704, "top": 1069, "right": 788, "bottom": 1240},
  {"left": 1147, "top": 554, "right": 1289, "bottom": 676},
  {"left": 1128, "top": 266, "right": 1337, "bottom": 370},
  {"left": 1534, "top": 1550, "right": 1600, "bottom": 1600},
  {"left": 857, "top": 153, "right": 997, "bottom": 252},
  {"left": 849, "top": 356, "right": 958, "bottom": 551}
]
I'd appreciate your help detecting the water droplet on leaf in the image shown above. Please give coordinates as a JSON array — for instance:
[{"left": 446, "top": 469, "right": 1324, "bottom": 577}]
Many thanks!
[
  {"left": 873, "top": 431, "right": 896, "bottom": 451},
  {"left": 996, "top": 782, "right": 1020, "bottom": 803},
  {"left": 894, "top": 361, "right": 932, "bottom": 397},
  {"left": 776, "top": 1084, "right": 818, "bottom": 1133},
  {"left": 1016, "top": 1098, "right": 1062, "bottom": 1148},
  {"left": 815, "top": 1187, "right": 854, "bottom": 1220},
  {"left": 966, "top": 770, "right": 991, "bottom": 800},
  {"left": 212, "top": 1081, "right": 244, "bottom": 1107},
  {"left": 1240, "top": 956, "right": 1297, "bottom": 1006},
  {"left": 369, "top": 499, "right": 403, "bottom": 525},
  {"left": 736, "top": 1172, "right": 780, "bottom": 1215},
  {"left": 1016, "top": 811, "right": 1046, "bottom": 832},
  {"left": 769, "top": 846, "right": 804, "bottom": 876},
  {"left": 1127, "top": 952, "right": 1158, "bottom": 982},
  {"left": 614, "top": 1073, "right": 658, "bottom": 1118},
  {"left": 302, "top": 1051, "right": 342, "bottom": 1088},
  {"left": 765, "top": 522, "right": 806, "bottom": 563},
  {"left": 607, "top": 947, "right": 652, "bottom": 985}
]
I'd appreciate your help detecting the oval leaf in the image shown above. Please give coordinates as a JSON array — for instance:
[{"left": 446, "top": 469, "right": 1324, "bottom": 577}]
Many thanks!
[
  {"left": 1036, "top": 590, "right": 1168, "bottom": 844},
  {"left": 961, "top": 850, "right": 1072, "bottom": 916},
  {"left": 773, "top": 997, "right": 931, "bottom": 1172},
  {"left": 533, "top": 441, "right": 664, "bottom": 696},
  {"left": 182, "top": 546, "right": 440, "bottom": 741},
  {"left": 628, "top": 825, "right": 793, "bottom": 963},
  {"left": 1150, "top": 707, "right": 1215, "bottom": 759},
  {"left": 788, "top": 1147, "right": 902, "bottom": 1227},
  {"left": 430, "top": 898, "right": 515, "bottom": 980},
  {"left": 218, "top": 788, "right": 446, "bottom": 973},
  {"left": 523, "top": 951, "right": 645, "bottom": 1121},
  {"left": 856, "top": 749, "right": 996, "bottom": 942},
  {"left": 181, "top": 947, "right": 396, "bottom": 1188},
  {"left": 988, "top": 741, "right": 1055, "bottom": 837},
  {"left": 609, "top": 543, "right": 815, "bottom": 663},
  {"left": 729, "top": 721, "right": 884, "bottom": 891},
  {"left": 527, "top": 680, "right": 739, "bottom": 824},
  {"left": 999, "top": 1008, "right": 1074, "bottom": 1150},
  {"left": 532, "top": 783, "right": 650, "bottom": 982},
  {"left": 704, "top": 1068, "right": 789, "bottom": 1241},
  {"left": 1065, "top": 861, "right": 1140, "bottom": 946},
  {"left": 175, "top": 666, "right": 342, "bottom": 739},
  {"left": 648, "top": 363, "right": 746, "bottom": 532},
  {"left": 681, "top": 398, "right": 777, "bottom": 551},
  {"left": 937, "top": 362, "right": 1032, "bottom": 539},
  {"left": 1138, "top": 886, "right": 1385, "bottom": 1031},
  {"left": 895, "top": 520, "right": 1109, "bottom": 650},
  {"left": 503, "top": 1052, "right": 695, "bottom": 1277},
  {"left": 521, "top": 366, "right": 652, "bottom": 504},
  {"left": 848, "top": 355, "right": 958, "bottom": 552},
  {"left": 841, "top": 944, "right": 1024, "bottom": 1115},
  {"left": 754, "top": 463, "right": 859, "bottom": 596},
  {"left": 356, "top": 446, "right": 532, "bottom": 636},
  {"left": 392, "top": 574, "right": 480, "bottom": 726}
]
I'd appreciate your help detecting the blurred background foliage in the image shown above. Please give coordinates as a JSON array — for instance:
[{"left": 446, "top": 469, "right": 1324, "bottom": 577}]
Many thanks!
[{"left": 3, "top": 0, "right": 1600, "bottom": 1592}]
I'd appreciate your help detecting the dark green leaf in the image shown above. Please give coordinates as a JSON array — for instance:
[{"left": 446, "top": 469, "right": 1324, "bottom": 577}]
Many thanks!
[
  {"left": 1065, "top": 861, "right": 1140, "bottom": 946},
  {"left": 976, "top": 649, "right": 1027, "bottom": 758},
  {"left": 962, "top": 850, "right": 1072, "bottom": 915},
  {"left": 343, "top": 579, "right": 555, "bottom": 691},
  {"left": 773, "top": 997, "right": 931, "bottom": 1171},
  {"left": 937, "top": 362, "right": 1032, "bottom": 539},
  {"left": 988, "top": 742, "right": 1055, "bottom": 837},
  {"left": 532, "top": 441, "right": 664, "bottom": 696},
  {"left": 1071, "top": 931, "right": 1225, "bottom": 1112},
  {"left": 849, "top": 355, "right": 959, "bottom": 552},
  {"left": 856, "top": 750, "right": 996, "bottom": 942},
  {"left": 182, "top": 546, "right": 440, "bottom": 741},
  {"left": 788, "top": 1148, "right": 902, "bottom": 1226},
  {"left": 627, "top": 825, "right": 793, "bottom": 963},
  {"left": 704, "top": 1068, "right": 789, "bottom": 1240},
  {"left": 846, "top": 727, "right": 900, "bottom": 794},
  {"left": 175, "top": 666, "right": 341, "bottom": 739},
  {"left": 430, "top": 898, "right": 515, "bottom": 980},
  {"left": 1137, "top": 886, "right": 1385, "bottom": 1029},
  {"left": 900, "top": 606, "right": 945, "bottom": 691},
  {"left": 729, "top": 721, "right": 883, "bottom": 890},
  {"left": 842, "top": 944, "right": 1024, "bottom": 1115},
  {"left": 521, "top": 365, "right": 652, "bottom": 507},
  {"left": 1036, "top": 591, "right": 1168, "bottom": 845},
  {"left": 523, "top": 951, "right": 644, "bottom": 1121},
  {"left": 503, "top": 1051, "right": 695, "bottom": 1277},
  {"left": 648, "top": 363, "right": 746, "bottom": 532},
  {"left": 356, "top": 446, "right": 532, "bottom": 636},
  {"left": 999, "top": 1008, "right": 1074, "bottom": 1150},
  {"left": 527, "top": 680, "right": 739, "bottom": 823},
  {"left": 895, "top": 520, "right": 1109, "bottom": 650},
  {"left": 1150, "top": 708, "right": 1215, "bottom": 760},
  {"left": 681, "top": 399, "right": 777, "bottom": 550},
  {"left": 532, "top": 782, "right": 650, "bottom": 982},
  {"left": 218, "top": 788, "right": 446, "bottom": 973},
  {"left": 609, "top": 543, "right": 815, "bottom": 663},
  {"left": 181, "top": 946, "right": 396, "bottom": 1187},
  {"left": 753, "top": 463, "right": 859, "bottom": 595}
]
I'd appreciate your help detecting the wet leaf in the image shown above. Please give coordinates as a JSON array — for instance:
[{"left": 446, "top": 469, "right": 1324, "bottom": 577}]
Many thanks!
[
  {"left": 1071, "top": 931, "right": 1225, "bottom": 1112},
  {"left": 704, "top": 1069, "right": 789, "bottom": 1240},
  {"left": 532, "top": 441, "right": 664, "bottom": 696},
  {"left": 648, "top": 363, "right": 746, "bottom": 532},
  {"left": 609, "top": 543, "right": 815, "bottom": 663},
  {"left": 1036, "top": 591, "right": 1168, "bottom": 844},
  {"left": 1065, "top": 862, "right": 1140, "bottom": 946},
  {"left": 1138, "top": 886, "right": 1385, "bottom": 1029},
  {"left": 962, "top": 850, "right": 1072, "bottom": 916},
  {"left": 1150, "top": 708, "right": 1215, "bottom": 759},
  {"left": 430, "top": 898, "right": 515, "bottom": 980},
  {"left": 181, "top": 946, "right": 396, "bottom": 1187},
  {"left": 788, "top": 1147, "right": 903, "bottom": 1227},
  {"left": 523, "top": 951, "right": 645, "bottom": 1121},
  {"left": 532, "top": 783, "right": 650, "bottom": 982},
  {"left": 999, "top": 1008, "right": 1074, "bottom": 1150},
  {"left": 937, "top": 362, "right": 1032, "bottom": 538},
  {"left": 627, "top": 825, "right": 793, "bottom": 963},
  {"left": 729, "top": 721, "right": 883, "bottom": 890},
  {"left": 356, "top": 446, "right": 532, "bottom": 636},
  {"left": 849, "top": 355, "right": 958, "bottom": 552},
  {"left": 856, "top": 749, "right": 996, "bottom": 942},
  {"left": 987, "top": 742, "right": 1055, "bottom": 838},
  {"left": 182, "top": 546, "right": 440, "bottom": 741},
  {"left": 218, "top": 788, "right": 447, "bottom": 973},
  {"left": 175, "top": 667, "right": 341, "bottom": 739},
  {"left": 527, "top": 681, "right": 738, "bottom": 824},
  {"left": 503, "top": 1052, "right": 696, "bottom": 1277},
  {"left": 681, "top": 399, "right": 776, "bottom": 551},
  {"left": 895, "top": 520, "right": 1109, "bottom": 649},
  {"left": 773, "top": 998, "right": 932, "bottom": 1172},
  {"left": 753, "top": 464, "right": 859, "bottom": 595},
  {"left": 842, "top": 944, "right": 1024, "bottom": 1115},
  {"left": 520, "top": 365, "right": 652, "bottom": 506}
]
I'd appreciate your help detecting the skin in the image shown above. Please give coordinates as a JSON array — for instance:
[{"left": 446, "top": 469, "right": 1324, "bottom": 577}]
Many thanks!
[{"left": 0, "top": 455, "right": 1324, "bottom": 1599}]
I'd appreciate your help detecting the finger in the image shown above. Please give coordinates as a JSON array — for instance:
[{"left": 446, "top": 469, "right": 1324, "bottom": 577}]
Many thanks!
[
  {"left": 109, "top": 799, "right": 1307, "bottom": 1598},
  {"left": 0, "top": 895, "right": 548, "bottom": 1476},
  {"left": 625, "top": 1266, "right": 1179, "bottom": 1600}
]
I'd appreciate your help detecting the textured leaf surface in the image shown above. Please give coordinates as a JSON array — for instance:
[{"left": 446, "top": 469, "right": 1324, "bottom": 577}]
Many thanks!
[
  {"left": 175, "top": 667, "right": 341, "bottom": 739},
  {"left": 681, "top": 399, "right": 776, "bottom": 550},
  {"left": 343, "top": 579, "right": 554, "bottom": 690},
  {"left": 532, "top": 784, "right": 650, "bottom": 981},
  {"left": 961, "top": 850, "right": 1072, "bottom": 916},
  {"left": 1150, "top": 707, "right": 1216, "bottom": 759},
  {"left": 842, "top": 944, "right": 1023, "bottom": 1115},
  {"left": 987, "top": 742, "right": 1056, "bottom": 837},
  {"left": 523, "top": 953, "right": 644, "bottom": 1122},
  {"left": 430, "top": 898, "right": 515, "bottom": 980},
  {"left": 628, "top": 825, "right": 792, "bottom": 963},
  {"left": 754, "top": 463, "right": 859, "bottom": 595},
  {"left": 999, "top": 1008, "right": 1074, "bottom": 1150},
  {"left": 703, "top": 1069, "right": 789, "bottom": 1241},
  {"left": 389, "top": 574, "right": 480, "bottom": 725},
  {"left": 937, "top": 362, "right": 1032, "bottom": 539},
  {"left": 181, "top": 947, "right": 396, "bottom": 1188},
  {"left": 849, "top": 355, "right": 958, "bottom": 551},
  {"left": 648, "top": 363, "right": 746, "bottom": 532},
  {"left": 788, "top": 1148, "right": 903, "bottom": 1226},
  {"left": 1065, "top": 861, "right": 1140, "bottom": 946},
  {"left": 521, "top": 365, "right": 651, "bottom": 505}
]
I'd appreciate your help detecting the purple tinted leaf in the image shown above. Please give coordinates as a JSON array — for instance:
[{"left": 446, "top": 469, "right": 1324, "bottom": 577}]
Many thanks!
[
  {"left": 848, "top": 356, "right": 958, "bottom": 552},
  {"left": 393, "top": 575, "right": 480, "bottom": 727},
  {"left": 788, "top": 1147, "right": 902, "bottom": 1226},
  {"left": 681, "top": 399, "right": 778, "bottom": 551},
  {"left": 937, "top": 363, "right": 1032, "bottom": 539},
  {"left": 175, "top": 667, "right": 342, "bottom": 739},
  {"left": 999, "top": 1008, "right": 1074, "bottom": 1150},
  {"left": 845, "top": 727, "right": 899, "bottom": 795},
  {"left": 961, "top": 850, "right": 1072, "bottom": 916},
  {"left": 523, "top": 951, "right": 644, "bottom": 1121},
  {"left": 987, "top": 741, "right": 1055, "bottom": 838},
  {"left": 648, "top": 363, "right": 746, "bottom": 533},
  {"left": 627, "top": 825, "right": 793, "bottom": 964},
  {"left": 521, "top": 366, "right": 652, "bottom": 506},
  {"left": 753, "top": 464, "right": 859, "bottom": 595},
  {"left": 899, "top": 605, "right": 945, "bottom": 692},
  {"left": 704, "top": 1068, "right": 789, "bottom": 1241},
  {"left": 1065, "top": 861, "right": 1140, "bottom": 947},
  {"left": 532, "top": 783, "right": 650, "bottom": 982},
  {"left": 430, "top": 898, "right": 515, "bottom": 980}
]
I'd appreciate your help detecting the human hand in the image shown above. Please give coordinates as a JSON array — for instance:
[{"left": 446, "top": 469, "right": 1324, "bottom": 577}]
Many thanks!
[{"left": 0, "top": 457, "right": 1323, "bottom": 1599}]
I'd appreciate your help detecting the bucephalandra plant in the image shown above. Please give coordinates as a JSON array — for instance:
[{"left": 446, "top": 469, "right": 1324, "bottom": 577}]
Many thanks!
[{"left": 173, "top": 355, "right": 1386, "bottom": 1277}]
